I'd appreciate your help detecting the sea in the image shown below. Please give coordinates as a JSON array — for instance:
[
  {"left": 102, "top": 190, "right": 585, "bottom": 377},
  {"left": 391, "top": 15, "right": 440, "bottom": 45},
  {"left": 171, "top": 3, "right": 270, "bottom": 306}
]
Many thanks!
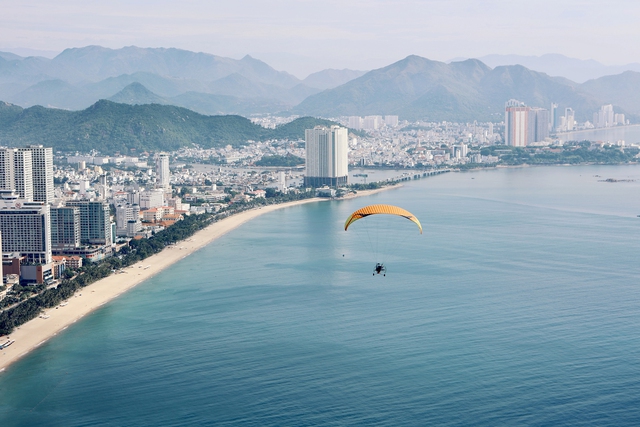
[
  {"left": 1, "top": 164, "right": 639, "bottom": 426},
  {"left": 559, "top": 124, "right": 640, "bottom": 144}
]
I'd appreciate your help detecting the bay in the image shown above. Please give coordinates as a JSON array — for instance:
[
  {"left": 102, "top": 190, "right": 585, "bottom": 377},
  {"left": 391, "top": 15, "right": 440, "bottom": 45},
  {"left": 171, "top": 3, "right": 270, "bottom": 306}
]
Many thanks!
[
  {"left": 559, "top": 124, "right": 640, "bottom": 144},
  {"left": 0, "top": 165, "right": 639, "bottom": 426}
]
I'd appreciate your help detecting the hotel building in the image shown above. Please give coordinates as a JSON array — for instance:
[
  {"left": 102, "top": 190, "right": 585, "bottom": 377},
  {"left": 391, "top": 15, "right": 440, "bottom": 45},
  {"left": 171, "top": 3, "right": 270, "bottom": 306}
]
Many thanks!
[{"left": 304, "top": 126, "right": 349, "bottom": 187}]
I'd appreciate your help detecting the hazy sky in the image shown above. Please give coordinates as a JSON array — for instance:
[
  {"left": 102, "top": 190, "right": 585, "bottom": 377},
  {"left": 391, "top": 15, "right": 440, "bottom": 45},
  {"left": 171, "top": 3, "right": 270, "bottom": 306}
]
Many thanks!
[{"left": 2, "top": 0, "right": 639, "bottom": 78}]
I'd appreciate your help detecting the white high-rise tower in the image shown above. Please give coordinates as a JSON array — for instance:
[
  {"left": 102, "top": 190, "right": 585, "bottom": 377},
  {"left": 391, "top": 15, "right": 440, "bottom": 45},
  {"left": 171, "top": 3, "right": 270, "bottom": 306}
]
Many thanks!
[
  {"left": 0, "top": 148, "right": 17, "bottom": 192},
  {"left": 19, "top": 145, "right": 54, "bottom": 203},
  {"left": 504, "top": 99, "right": 529, "bottom": 147},
  {"left": 156, "top": 153, "right": 170, "bottom": 189},
  {"left": 13, "top": 149, "right": 33, "bottom": 201},
  {"left": 304, "top": 126, "right": 349, "bottom": 187}
]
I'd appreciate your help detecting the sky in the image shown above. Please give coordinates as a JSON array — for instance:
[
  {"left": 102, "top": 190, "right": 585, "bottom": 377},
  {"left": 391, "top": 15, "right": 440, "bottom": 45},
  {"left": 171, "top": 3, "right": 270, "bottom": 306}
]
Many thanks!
[{"left": 2, "top": 0, "right": 640, "bottom": 78}]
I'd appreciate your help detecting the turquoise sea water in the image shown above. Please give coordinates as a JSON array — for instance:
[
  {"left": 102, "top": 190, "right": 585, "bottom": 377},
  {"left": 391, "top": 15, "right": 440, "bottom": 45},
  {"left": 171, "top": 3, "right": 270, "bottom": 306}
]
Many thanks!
[{"left": 1, "top": 165, "right": 640, "bottom": 426}]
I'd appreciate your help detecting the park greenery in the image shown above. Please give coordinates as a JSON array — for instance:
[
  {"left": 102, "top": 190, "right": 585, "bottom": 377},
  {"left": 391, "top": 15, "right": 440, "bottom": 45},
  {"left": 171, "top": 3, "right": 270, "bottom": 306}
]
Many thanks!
[{"left": 254, "top": 154, "right": 305, "bottom": 167}]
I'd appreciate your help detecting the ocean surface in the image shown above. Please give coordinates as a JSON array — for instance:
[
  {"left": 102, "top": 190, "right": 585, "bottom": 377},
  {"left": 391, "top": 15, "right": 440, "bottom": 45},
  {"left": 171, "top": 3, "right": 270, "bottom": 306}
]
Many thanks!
[
  {"left": 559, "top": 124, "right": 640, "bottom": 144},
  {"left": 1, "top": 165, "right": 640, "bottom": 426}
]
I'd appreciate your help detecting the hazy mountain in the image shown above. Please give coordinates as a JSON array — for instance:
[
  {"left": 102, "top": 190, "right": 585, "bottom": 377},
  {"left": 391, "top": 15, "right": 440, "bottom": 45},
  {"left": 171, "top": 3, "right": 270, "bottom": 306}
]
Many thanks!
[
  {"left": 47, "top": 46, "right": 300, "bottom": 86},
  {"left": 108, "top": 83, "right": 169, "bottom": 105},
  {"left": 168, "top": 91, "right": 289, "bottom": 116},
  {"left": 0, "top": 46, "right": 310, "bottom": 111},
  {"left": 0, "top": 51, "right": 24, "bottom": 61},
  {"left": 8, "top": 79, "right": 95, "bottom": 110},
  {"left": 5, "top": 46, "right": 640, "bottom": 123},
  {"left": 477, "top": 65, "right": 602, "bottom": 120},
  {"left": 474, "top": 54, "right": 640, "bottom": 84},
  {"left": 302, "top": 69, "right": 368, "bottom": 90},
  {"left": 293, "top": 55, "right": 612, "bottom": 122},
  {"left": 293, "top": 56, "right": 489, "bottom": 121},
  {"left": 0, "top": 48, "right": 59, "bottom": 58},
  {"left": 84, "top": 72, "right": 208, "bottom": 98},
  {"left": 106, "top": 85, "right": 293, "bottom": 116},
  {"left": 579, "top": 71, "right": 640, "bottom": 114},
  {"left": 0, "top": 100, "right": 343, "bottom": 154},
  {"left": 208, "top": 73, "right": 321, "bottom": 105}
]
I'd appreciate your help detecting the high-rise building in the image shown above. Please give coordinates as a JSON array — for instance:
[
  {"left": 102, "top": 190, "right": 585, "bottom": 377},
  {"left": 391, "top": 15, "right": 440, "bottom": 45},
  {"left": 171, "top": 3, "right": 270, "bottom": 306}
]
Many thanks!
[
  {"left": 504, "top": 100, "right": 529, "bottom": 146},
  {"left": 593, "top": 104, "right": 615, "bottom": 128},
  {"left": 0, "top": 190, "right": 51, "bottom": 264},
  {"left": 66, "top": 200, "right": 112, "bottom": 246},
  {"left": 140, "top": 189, "right": 165, "bottom": 209},
  {"left": 550, "top": 103, "right": 558, "bottom": 132},
  {"left": 0, "top": 148, "right": 16, "bottom": 192},
  {"left": 528, "top": 108, "right": 550, "bottom": 143},
  {"left": 50, "top": 206, "right": 81, "bottom": 251},
  {"left": 565, "top": 108, "right": 575, "bottom": 131},
  {"left": 12, "top": 149, "right": 33, "bottom": 201},
  {"left": 384, "top": 115, "right": 399, "bottom": 127},
  {"left": 0, "top": 230, "right": 3, "bottom": 280},
  {"left": 115, "top": 204, "right": 141, "bottom": 236},
  {"left": 304, "top": 126, "right": 349, "bottom": 187},
  {"left": 348, "top": 116, "right": 363, "bottom": 130},
  {"left": 363, "top": 116, "right": 382, "bottom": 130},
  {"left": 19, "top": 145, "right": 54, "bottom": 203},
  {"left": 156, "top": 153, "right": 170, "bottom": 189}
]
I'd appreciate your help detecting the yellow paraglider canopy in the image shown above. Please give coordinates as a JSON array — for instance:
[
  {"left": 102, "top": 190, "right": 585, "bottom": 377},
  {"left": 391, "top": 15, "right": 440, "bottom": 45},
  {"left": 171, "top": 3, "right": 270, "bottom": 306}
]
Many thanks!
[{"left": 344, "top": 204, "right": 423, "bottom": 234}]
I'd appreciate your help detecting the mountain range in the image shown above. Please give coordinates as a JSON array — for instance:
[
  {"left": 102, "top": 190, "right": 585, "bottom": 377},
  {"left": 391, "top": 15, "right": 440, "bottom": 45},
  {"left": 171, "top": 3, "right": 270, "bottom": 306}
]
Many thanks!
[
  {"left": 470, "top": 54, "right": 640, "bottom": 84},
  {"left": 293, "top": 56, "right": 634, "bottom": 122},
  {"left": 2, "top": 46, "right": 640, "bottom": 123},
  {"left": 0, "top": 100, "right": 339, "bottom": 154},
  {"left": 0, "top": 46, "right": 365, "bottom": 115}
]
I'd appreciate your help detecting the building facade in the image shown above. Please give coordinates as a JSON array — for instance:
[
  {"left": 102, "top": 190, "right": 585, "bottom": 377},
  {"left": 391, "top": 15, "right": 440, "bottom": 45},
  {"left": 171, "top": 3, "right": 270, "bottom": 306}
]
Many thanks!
[
  {"left": 505, "top": 100, "right": 549, "bottom": 146},
  {"left": 156, "top": 153, "right": 170, "bottom": 189},
  {"left": 304, "top": 126, "right": 349, "bottom": 187},
  {"left": 13, "top": 149, "right": 34, "bottom": 201},
  {"left": 0, "top": 191, "right": 51, "bottom": 264},
  {"left": 19, "top": 145, "right": 54, "bottom": 203},
  {"left": 66, "top": 200, "right": 112, "bottom": 246},
  {"left": 0, "top": 148, "right": 16, "bottom": 192},
  {"left": 140, "top": 189, "right": 165, "bottom": 209},
  {"left": 115, "top": 204, "right": 141, "bottom": 236},
  {"left": 528, "top": 108, "right": 550, "bottom": 144},
  {"left": 504, "top": 100, "right": 529, "bottom": 147},
  {"left": 50, "top": 206, "right": 81, "bottom": 251}
]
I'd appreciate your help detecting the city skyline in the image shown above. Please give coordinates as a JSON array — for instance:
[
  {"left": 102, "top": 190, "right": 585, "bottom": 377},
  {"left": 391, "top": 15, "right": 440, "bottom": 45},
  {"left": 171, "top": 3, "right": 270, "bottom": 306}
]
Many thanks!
[{"left": 3, "top": 1, "right": 640, "bottom": 78}]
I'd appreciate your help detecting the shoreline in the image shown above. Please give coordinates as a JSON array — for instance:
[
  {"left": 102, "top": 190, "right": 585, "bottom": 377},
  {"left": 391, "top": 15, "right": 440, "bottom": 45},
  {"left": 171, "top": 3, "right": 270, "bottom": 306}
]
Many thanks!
[{"left": 0, "top": 186, "right": 396, "bottom": 373}]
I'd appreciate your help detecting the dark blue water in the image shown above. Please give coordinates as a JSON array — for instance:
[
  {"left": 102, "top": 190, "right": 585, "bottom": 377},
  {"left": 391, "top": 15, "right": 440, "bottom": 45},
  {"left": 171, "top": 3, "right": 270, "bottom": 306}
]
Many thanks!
[{"left": 1, "top": 165, "right": 639, "bottom": 426}]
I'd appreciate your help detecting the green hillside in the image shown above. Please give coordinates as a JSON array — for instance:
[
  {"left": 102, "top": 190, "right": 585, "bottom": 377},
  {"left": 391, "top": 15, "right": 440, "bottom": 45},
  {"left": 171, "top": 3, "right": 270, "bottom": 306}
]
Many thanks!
[{"left": 0, "top": 100, "right": 342, "bottom": 154}]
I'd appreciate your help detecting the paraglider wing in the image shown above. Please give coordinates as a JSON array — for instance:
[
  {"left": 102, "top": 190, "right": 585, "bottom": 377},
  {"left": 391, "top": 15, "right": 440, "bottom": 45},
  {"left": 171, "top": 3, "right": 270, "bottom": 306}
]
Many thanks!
[{"left": 344, "top": 204, "right": 423, "bottom": 234}]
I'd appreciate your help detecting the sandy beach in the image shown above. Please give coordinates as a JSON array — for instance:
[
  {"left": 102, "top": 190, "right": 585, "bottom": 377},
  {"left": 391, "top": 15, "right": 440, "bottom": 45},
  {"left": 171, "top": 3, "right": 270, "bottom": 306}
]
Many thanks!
[{"left": 0, "top": 187, "right": 396, "bottom": 372}]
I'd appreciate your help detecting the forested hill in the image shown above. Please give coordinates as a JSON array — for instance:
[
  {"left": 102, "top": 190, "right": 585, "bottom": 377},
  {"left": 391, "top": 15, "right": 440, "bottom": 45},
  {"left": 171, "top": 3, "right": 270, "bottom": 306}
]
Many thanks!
[{"left": 0, "top": 100, "right": 339, "bottom": 154}]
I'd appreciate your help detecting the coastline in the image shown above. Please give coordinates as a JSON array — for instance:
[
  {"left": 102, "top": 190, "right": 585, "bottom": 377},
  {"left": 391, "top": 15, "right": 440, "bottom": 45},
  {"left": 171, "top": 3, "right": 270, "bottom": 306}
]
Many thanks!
[{"left": 0, "top": 186, "right": 396, "bottom": 373}]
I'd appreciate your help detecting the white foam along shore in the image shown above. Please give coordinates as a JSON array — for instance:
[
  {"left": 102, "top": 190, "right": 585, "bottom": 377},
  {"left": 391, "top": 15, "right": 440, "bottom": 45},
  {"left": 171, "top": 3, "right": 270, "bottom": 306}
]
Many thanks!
[{"left": 0, "top": 186, "right": 397, "bottom": 372}]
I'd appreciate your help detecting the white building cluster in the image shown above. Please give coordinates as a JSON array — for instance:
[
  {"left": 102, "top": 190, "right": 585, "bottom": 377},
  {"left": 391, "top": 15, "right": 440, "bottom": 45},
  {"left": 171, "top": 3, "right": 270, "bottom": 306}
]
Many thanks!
[
  {"left": 593, "top": 104, "right": 626, "bottom": 128},
  {"left": 348, "top": 115, "right": 399, "bottom": 130}
]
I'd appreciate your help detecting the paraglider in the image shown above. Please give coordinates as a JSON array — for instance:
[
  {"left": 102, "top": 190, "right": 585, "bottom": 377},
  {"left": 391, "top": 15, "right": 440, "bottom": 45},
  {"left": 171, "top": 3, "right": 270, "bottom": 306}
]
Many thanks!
[
  {"left": 344, "top": 204, "right": 423, "bottom": 233},
  {"left": 344, "top": 204, "right": 422, "bottom": 275}
]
